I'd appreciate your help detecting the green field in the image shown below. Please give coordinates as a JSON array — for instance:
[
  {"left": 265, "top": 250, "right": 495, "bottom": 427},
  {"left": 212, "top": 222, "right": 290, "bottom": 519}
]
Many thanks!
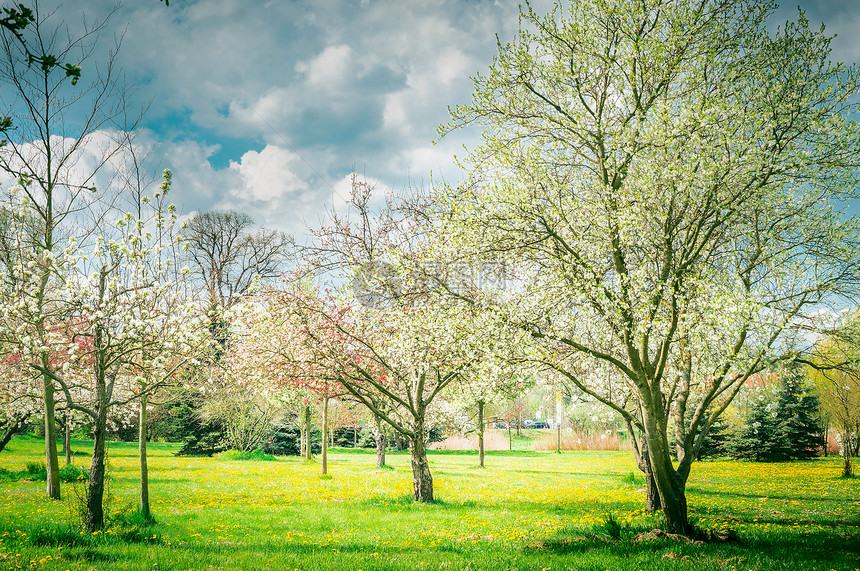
[{"left": 0, "top": 435, "right": 858, "bottom": 570}]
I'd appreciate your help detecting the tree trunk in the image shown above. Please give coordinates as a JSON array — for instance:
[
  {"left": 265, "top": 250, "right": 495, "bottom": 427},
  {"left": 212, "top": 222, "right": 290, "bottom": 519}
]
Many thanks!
[
  {"left": 0, "top": 413, "right": 29, "bottom": 454},
  {"left": 63, "top": 414, "right": 71, "bottom": 466},
  {"left": 87, "top": 310, "right": 111, "bottom": 532},
  {"left": 477, "top": 400, "right": 485, "bottom": 468},
  {"left": 373, "top": 413, "right": 386, "bottom": 468},
  {"left": 139, "top": 395, "right": 151, "bottom": 521},
  {"left": 841, "top": 430, "right": 854, "bottom": 477},
  {"left": 410, "top": 419, "right": 433, "bottom": 503},
  {"left": 42, "top": 376, "right": 61, "bottom": 500},
  {"left": 556, "top": 421, "right": 561, "bottom": 454},
  {"left": 626, "top": 418, "right": 663, "bottom": 513},
  {"left": 508, "top": 423, "right": 512, "bottom": 451},
  {"left": 299, "top": 420, "right": 306, "bottom": 457},
  {"left": 87, "top": 408, "right": 108, "bottom": 531},
  {"left": 303, "top": 405, "right": 313, "bottom": 460},
  {"left": 843, "top": 450, "right": 853, "bottom": 478},
  {"left": 321, "top": 397, "right": 329, "bottom": 475},
  {"left": 635, "top": 435, "right": 662, "bottom": 512},
  {"left": 643, "top": 410, "right": 690, "bottom": 534}
]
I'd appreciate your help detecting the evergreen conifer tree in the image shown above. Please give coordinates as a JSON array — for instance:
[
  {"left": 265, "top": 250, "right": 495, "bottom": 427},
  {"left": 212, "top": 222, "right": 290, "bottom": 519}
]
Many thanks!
[
  {"left": 728, "top": 399, "right": 783, "bottom": 461},
  {"left": 774, "top": 371, "right": 823, "bottom": 460},
  {"left": 728, "top": 370, "right": 823, "bottom": 461},
  {"left": 698, "top": 413, "right": 732, "bottom": 460}
]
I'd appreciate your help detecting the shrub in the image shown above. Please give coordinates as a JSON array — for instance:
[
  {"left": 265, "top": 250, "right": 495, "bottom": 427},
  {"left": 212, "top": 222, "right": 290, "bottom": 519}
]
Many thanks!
[
  {"left": 176, "top": 425, "right": 226, "bottom": 457},
  {"left": 332, "top": 426, "right": 362, "bottom": 447},
  {"left": 357, "top": 428, "right": 385, "bottom": 449},
  {"left": 148, "top": 397, "right": 199, "bottom": 442},
  {"left": 697, "top": 414, "right": 732, "bottom": 459},
  {"left": 59, "top": 463, "right": 87, "bottom": 482},
  {"left": 0, "top": 462, "right": 86, "bottom": 483},
  {"left": 25, "top": 461, "right": 47, "bottom": 479},
  {"left": 263, "top": 424, "right": 320, "bottom": 456}
]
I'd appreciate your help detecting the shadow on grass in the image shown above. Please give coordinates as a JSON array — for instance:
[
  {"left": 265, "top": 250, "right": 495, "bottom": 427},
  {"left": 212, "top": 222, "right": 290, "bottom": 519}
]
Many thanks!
[
  {"left": 726, "top": 516, "right": 860, "bottom": 529},
  {"left": 524, "top": 523, "right": 860, "bottom": 569},
  {"left": 64, "top": 548, "right": 115, "bottom": 563},
  {"left": 352, "top": 495, "right": 637, "bottom": 516},
  {"left": 356, "top": 494, "right": 460, "bottom": 508},
  {"left": 687, "top": 486, "right": 850, "bottom": 504},
  {"left": 327, "top": 448, "right": 544, "bottom": 457},
  {"left": 144, "top": 477, "right": 196, "bottom": 485},
  {"left": 508, "top": 468, "right": 625, "bottom": 479},
  {"left": 168, "top": 537, "right": 470, "bottom": 558}
]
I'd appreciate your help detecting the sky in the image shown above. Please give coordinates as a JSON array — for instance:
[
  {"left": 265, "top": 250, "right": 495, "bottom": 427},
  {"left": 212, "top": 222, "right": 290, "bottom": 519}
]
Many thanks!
[{"left": 4, "top": 0, "right": 860, "bottom": 239}]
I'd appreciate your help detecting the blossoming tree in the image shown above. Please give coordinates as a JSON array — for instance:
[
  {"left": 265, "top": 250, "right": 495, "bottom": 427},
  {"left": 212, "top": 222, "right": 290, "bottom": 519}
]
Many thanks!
[
  {"left": 229, "top": 290, "right": 350, "bottom": 474},
  {"left": 439, "top": 0, "right": 860, "bottom": 534},
  {"left": 246, "top": 180, "right": 477, "bottom": 501},
  {"left": 0, "top": 3, "right": 140, "bottom": 500},
  {"left": 23, "top": 173, "right": 206, "bottom": 530}
]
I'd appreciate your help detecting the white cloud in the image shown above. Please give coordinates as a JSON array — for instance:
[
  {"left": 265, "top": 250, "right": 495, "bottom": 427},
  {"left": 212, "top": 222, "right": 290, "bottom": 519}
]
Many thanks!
[
  {"left": 228, "top": 146, "right": 309, "bottom": 202},
  {"left": 158, "top": 139, "right": 230, "bottom": 206},
  {"left": 328, "top": 173, "right": 395, "bottom": 220},
  {"left": 0, "top": 130, "right": 142, "bottom": 213},
  {"left": 21, "top": 0, "right": 857, "bottom": 246},
  {"left": 297, "top": 45, "right": 354, "bottom": 88},
  {"left": 435, "top": 48, "right": 472, "bottom": 87}
]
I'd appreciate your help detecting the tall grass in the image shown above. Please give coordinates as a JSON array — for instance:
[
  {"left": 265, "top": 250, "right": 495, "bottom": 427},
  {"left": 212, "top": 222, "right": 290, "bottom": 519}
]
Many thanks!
[
  {"left": 531, "top": 429, "right": 632, "bottom": 451},
  {"left": 431, "top": 429, "right": 634, "bottom": 452},
  {"left": 430, "top": 431, "right": 509, "bottom": 451}
]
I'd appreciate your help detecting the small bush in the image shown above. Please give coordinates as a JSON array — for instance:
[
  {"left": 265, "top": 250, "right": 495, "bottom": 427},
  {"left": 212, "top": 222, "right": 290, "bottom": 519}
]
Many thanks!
[
  {"left": 113, "top": 507, "right": 157, "bottom": 528},
  {"left": 263, "top": 424, "right": 321, "bottom": 456},
  {"left": 357, "top": 428, "right": 379, "bottom": 449},
  {"left": 0, "top": 462, "right": 87, "bottom": 483},
  {"left": 107, "top": 508, "right": 162, "bottom": 544},
  {"left": 25, "top": 461, "right": 47, "bottom": 479},
  {"left": 332, "top": 426, "right": 362, "bottom": 447},
  {"left": 66, "top": 469, "right": 117, "bottom": 530},
  {"left": 59, "top": 463, "right": 87, "bottom": 482},
  {"left": 176, "top": 430, "right": 225, "bottom": 457}
]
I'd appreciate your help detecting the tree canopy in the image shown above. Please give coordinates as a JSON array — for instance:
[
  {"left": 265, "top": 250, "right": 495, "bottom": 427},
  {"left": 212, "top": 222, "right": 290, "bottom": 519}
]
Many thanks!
[{"left": 440, "top": 0, "right": 860, "bottom": 533}]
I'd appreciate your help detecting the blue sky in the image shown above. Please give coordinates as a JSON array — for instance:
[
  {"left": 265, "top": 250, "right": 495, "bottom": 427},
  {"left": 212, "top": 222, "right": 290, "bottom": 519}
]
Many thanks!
[{"left": 8, "top": 0, "right": 860, "bottom": 238}]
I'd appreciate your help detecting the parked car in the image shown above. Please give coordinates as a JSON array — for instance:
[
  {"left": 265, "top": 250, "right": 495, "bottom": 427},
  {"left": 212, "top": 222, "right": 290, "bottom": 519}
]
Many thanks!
[{"left": 530, "top": 420, "right": 550, "bottom": 429}]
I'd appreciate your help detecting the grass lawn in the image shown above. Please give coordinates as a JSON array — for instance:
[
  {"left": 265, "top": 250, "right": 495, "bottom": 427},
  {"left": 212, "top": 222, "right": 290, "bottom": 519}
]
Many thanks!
[{"left": 0, "top": 435, "right": 858, "bottom": 570}]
